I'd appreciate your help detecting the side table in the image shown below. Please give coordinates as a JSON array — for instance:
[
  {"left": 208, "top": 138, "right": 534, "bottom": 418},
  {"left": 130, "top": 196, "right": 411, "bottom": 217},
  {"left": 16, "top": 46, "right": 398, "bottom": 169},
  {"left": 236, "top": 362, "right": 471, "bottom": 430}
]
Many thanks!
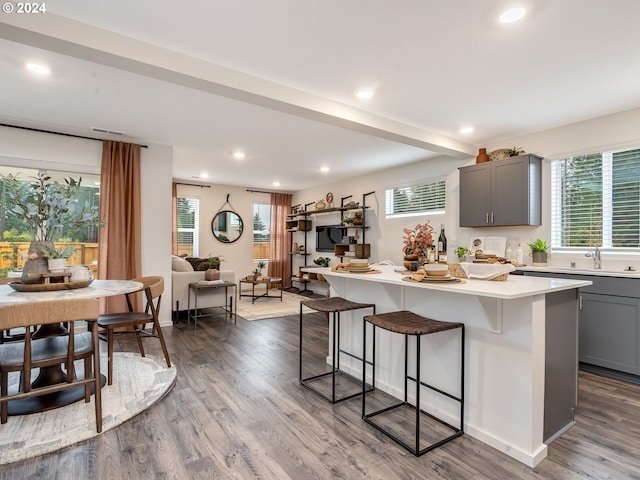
[
  {"left": 240, "top": 277, "right": 283, "bottom": 304},
  {"left": 187, "top": 280, "right": 237, "bottom": 329}
]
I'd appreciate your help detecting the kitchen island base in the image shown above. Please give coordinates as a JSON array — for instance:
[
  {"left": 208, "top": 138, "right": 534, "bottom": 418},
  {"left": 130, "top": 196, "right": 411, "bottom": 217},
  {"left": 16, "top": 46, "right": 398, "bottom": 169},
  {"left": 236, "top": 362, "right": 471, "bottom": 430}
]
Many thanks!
[{"left": 309, "top": 265, "right": 590, "bottom": 467}]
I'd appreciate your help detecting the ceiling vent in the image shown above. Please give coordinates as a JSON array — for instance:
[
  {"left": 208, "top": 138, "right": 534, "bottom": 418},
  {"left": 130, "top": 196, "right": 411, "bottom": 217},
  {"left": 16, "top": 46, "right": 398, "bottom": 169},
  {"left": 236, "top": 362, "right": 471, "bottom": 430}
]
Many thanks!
[{"left": 91, "top": 127, "right": 124, "bottom": 136}]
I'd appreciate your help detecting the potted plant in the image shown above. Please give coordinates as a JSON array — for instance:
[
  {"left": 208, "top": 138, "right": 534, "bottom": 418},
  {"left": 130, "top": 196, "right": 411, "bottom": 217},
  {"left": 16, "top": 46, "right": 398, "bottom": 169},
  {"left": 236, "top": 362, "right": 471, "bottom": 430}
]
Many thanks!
[
  {"left": 37, "top": 244, "right": 77, "bottom": 273},
  {"left": 1, "top": 172, "right": 99, "bottom": 283},
  {"left": 505, "top": 147, "right": 526, "bottom": 157},
  {"left": 250, "top": 260, "right": 266, "bottom": 281},
  {"left": 341, "top": 216, "right": 354, "bottom": 226},
  {"left": 527, "top": 239, "right": 550, "bottom": 266},
  {"left": 402, "top": 221, "right": 434, "bottom": 267},
  {"left": 455, "top": 246, "right": 470, "bottom": 262},
  {"left": 205, "top": 255, "right": 222, "bottom": 280}
]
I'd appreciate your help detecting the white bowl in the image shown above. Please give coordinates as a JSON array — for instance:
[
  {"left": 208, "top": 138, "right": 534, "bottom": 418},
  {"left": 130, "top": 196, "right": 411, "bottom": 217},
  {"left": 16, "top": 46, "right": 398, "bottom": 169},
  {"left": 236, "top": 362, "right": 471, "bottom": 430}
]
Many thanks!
[{"left": 423, "top": 263, "right": 449, "bottom": 276}]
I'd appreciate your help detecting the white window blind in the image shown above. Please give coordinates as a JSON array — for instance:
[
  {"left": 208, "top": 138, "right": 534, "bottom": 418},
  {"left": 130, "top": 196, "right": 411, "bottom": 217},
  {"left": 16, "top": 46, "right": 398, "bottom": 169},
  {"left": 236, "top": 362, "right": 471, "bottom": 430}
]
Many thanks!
[
  {"left": 176, "top": 197, "right": 199, "bottom": 256},
  {"left": 551, "top": 147, "right": 640, "bottom": 249},
  {"left": 385, "top": 177, "right": 445, "bottom": 218}
]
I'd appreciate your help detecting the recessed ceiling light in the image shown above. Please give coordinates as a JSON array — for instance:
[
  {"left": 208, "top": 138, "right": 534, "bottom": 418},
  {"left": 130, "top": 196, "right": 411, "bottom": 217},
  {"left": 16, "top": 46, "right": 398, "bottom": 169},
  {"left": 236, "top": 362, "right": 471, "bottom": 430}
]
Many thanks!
[
  {"left": 26, "top": 63, "right": 50, "bottom": 75},
  {"left": 200, "top": 172, "right": 209, "bottom": 179},
  {"left": 272, "top": 181, "right": 280, "bottom": 187},
  {"left": 320, "top": 166, "right": 330, "bottom": 173},
  {"left": 459, "top": 126, "right": 475, "bottom": 134},
  {"left": 232, "top": 151, "right": 245, "bottom": 160},
  {"left": 500, "top": 7, "right": 526, "bottom": 23},
  {"left": 355, "top": 89, "right": 374, "bottom": 100}
]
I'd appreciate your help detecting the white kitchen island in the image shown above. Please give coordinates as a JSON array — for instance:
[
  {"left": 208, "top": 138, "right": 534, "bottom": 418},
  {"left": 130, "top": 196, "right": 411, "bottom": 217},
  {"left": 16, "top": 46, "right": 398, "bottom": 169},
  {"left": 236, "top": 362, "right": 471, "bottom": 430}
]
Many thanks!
[{"left": 306, "top": 265, "right": 592, "bottom": 467}]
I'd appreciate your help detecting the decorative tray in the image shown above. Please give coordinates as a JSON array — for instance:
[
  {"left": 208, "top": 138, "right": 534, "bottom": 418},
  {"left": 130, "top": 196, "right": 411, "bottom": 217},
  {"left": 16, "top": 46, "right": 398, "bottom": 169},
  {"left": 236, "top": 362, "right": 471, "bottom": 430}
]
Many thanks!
[
  {"left": 402, "top": 276, "right": 464, "bottom": 284},
  {"left": 8, "top": 279, "right": 93, "bottom": 292}
]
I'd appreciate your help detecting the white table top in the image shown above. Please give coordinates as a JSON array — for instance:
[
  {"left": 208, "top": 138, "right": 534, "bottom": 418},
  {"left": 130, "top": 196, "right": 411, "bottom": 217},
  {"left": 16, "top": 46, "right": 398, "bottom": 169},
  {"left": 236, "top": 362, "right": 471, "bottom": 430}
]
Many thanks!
[
  {"left": 0, "top": 279, "right": 143, "bottom": 305},
  {"left": 307, "top": 265, "right": 592, "bottom": 300}
]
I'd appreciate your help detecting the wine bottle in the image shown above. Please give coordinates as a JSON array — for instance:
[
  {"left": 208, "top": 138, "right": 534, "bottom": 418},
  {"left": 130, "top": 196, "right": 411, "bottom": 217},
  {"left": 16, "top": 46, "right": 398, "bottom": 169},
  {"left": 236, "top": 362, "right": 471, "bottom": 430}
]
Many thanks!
[{"left": 437, "top": 224, "right": 447, "bottom": 263}]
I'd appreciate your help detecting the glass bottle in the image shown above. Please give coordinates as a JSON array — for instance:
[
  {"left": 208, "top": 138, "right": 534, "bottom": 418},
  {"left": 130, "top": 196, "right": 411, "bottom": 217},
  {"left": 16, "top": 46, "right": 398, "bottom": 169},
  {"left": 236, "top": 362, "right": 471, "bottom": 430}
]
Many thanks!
[{"left": 437, "top": 224, "right": 447, "bottom": 263}]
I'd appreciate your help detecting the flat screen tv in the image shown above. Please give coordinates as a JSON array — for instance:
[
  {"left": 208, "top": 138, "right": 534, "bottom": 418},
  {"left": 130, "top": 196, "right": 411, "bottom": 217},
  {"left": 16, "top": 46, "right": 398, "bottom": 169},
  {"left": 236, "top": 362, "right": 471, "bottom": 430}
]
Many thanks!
[{"left": 315, "top": 225, "right": 344, "bottom": 252}]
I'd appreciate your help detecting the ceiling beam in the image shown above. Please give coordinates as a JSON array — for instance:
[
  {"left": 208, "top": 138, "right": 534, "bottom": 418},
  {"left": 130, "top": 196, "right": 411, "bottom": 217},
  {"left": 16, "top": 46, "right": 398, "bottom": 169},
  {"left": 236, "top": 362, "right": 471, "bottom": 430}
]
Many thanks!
[{"left": 0, "top": 15, "right": 477, "bottom": 158}]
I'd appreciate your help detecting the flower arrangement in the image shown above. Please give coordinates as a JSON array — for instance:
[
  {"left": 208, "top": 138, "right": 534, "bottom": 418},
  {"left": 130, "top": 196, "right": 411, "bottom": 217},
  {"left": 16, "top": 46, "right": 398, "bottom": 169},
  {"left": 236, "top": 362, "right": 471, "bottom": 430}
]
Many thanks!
[{"left": 402, "top": 221, "right": 434, "bottom": 256}]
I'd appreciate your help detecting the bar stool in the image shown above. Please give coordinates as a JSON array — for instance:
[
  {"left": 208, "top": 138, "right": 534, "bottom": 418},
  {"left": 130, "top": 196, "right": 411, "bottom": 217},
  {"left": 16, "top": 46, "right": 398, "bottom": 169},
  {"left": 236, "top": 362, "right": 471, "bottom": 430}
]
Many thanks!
[
  {"left": 362, "top": 310, "right": 464, "bottom": 456},
  {"left": 299, "top": 297, "right": 375, "bottom": 403}
]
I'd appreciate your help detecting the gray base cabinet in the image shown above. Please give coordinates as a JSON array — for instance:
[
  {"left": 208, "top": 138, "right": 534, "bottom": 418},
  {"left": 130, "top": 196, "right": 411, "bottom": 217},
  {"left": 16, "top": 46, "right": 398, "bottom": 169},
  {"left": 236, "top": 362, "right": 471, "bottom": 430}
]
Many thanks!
[
  {"left": 524, "top": 271, "right": 640, "bottom": 375},
  {"left": 579, "top": 293, "right": 639, "bottom": 374},
  {"left": 459, "top": 154, "right": 542, "bottom": 227}
]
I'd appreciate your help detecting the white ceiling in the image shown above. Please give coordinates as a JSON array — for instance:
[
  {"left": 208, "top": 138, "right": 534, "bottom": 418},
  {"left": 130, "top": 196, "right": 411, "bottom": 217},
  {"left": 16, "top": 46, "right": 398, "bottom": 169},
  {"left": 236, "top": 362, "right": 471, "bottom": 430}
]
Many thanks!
[{"left": 1, "top": 0, "right": 639, "bottom": 191}]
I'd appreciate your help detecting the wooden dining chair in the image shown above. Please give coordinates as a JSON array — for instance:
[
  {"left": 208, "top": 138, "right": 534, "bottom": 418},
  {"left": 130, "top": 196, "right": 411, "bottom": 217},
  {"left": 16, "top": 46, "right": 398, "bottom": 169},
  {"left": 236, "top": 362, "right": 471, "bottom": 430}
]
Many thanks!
[
  {"left": 0, "top": 277, "right": 28, "bottom": 344},
  {"left": 97, "top": 276, "right": 171, "bottom": 385},
  {"left": 0, "top": 298, "right": 103, "bottom": 432}
]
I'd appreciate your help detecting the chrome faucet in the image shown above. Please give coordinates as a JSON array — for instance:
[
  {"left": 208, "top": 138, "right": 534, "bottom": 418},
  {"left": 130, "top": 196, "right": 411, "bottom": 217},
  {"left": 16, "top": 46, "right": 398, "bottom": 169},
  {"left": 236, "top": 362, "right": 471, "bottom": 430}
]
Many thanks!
[{"left": 585, "top": 245, "right": 601, "bottom": 269}]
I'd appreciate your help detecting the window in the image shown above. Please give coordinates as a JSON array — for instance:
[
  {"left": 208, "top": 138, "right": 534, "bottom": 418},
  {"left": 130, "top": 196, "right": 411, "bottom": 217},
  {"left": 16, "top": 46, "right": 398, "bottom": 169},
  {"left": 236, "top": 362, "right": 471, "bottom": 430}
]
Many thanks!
[
  {"left": 176, "top": 197, "right": 199, "bottom": 256},
  {"left": 0, "top": 166, "right": 100, "bottom": 276},
  {"left": 253, "top": 203, "right": 271, "bottom": 261},
  {"left": 385, "top": 177, "right": 446, "bottom": 218},
  {"left": 551, "top": 147, "right": 640, "bottom": 249}
]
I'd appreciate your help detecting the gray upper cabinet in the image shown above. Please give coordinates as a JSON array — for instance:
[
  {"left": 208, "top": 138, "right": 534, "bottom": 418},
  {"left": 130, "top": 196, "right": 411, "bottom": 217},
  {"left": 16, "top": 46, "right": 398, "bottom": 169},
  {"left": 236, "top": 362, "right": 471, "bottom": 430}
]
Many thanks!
[{"left": 459, "top": 154, "right": 542, "bottom": 227}]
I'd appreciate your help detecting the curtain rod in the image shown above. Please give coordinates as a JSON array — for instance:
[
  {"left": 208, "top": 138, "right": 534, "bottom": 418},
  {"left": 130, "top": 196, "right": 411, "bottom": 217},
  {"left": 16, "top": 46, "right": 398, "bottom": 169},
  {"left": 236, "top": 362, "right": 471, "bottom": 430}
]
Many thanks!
[
  {"left": 246, "top": 189, "right": 274, "bottom": 194},
  {"left": 175, "top": 182, "right": 211, "bottom": 188},
  {"left": 0, "top": 123, "right": 149, "bottom": 148}
]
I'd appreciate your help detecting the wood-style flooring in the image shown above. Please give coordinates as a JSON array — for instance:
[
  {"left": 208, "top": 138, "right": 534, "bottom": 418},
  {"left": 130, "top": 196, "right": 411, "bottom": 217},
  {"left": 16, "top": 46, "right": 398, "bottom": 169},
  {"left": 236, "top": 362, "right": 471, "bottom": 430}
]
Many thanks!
[{"left": 1, "top": 311, "right": 640, "bottom": 479}]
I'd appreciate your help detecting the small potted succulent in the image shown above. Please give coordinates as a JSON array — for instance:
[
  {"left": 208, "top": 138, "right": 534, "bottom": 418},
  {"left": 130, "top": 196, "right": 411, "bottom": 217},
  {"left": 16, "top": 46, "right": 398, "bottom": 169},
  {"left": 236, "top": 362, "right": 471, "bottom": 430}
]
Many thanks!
[
  {"left": 37, "top": 244, "right": 77, "bottom": 273},
  {"left": 527, "top": 239, "right": 550, "bottom": 266}
]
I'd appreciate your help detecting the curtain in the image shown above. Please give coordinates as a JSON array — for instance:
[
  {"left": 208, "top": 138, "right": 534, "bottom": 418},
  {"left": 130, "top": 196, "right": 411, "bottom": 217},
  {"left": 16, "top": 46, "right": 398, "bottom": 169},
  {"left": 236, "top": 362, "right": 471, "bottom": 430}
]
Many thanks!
[
  {"left": 99, "top": 140, "right": 142, "bottom": 313},
  {"left": 171, "top": 182, "right": 178, "bottom": 255},
  {"left": 268, "top": 192, "right": 292, "bottom": 288}
]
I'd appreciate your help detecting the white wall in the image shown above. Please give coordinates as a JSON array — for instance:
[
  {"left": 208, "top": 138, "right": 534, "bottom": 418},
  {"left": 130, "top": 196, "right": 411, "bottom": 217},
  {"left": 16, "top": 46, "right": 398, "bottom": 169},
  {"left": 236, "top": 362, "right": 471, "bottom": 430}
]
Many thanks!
[{"left": 0, "top": 125, "right": 173, "bottom": 324}]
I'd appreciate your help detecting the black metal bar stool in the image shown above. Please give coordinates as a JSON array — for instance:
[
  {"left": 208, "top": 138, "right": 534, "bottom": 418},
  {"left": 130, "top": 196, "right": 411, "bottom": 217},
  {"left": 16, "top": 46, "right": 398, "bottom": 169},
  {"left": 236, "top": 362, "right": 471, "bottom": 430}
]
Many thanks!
[
  {"left": 299, "top": 297, "right": 375, "bottom": 403},
  {"left": 362, "top": 310, "right": 464, "bottom": 456}
]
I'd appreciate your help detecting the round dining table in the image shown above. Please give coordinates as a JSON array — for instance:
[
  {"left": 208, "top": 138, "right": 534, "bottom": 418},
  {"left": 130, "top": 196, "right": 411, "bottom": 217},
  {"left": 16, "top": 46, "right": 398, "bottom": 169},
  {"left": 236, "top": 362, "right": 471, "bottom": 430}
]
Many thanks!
[{"left": 0, "top": 279, "right": 143, "bottom": 415}]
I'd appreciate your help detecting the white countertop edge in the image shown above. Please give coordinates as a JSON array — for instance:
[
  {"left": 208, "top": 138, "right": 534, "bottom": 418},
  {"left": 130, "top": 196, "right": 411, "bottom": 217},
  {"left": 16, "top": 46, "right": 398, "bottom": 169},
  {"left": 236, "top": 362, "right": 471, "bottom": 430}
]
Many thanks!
[
  {"left": 306, "top": 266, "right": 592, "bottom": 300},
  {"left": 517, "top": 266, "right": 640, "bottom": 278}
]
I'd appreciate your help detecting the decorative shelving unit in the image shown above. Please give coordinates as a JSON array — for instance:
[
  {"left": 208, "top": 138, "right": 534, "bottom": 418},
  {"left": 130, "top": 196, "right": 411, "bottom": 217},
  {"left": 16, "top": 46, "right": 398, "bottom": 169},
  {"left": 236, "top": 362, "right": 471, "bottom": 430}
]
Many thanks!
[{"left": 286, "top": 191, "right": 374, "bottom": 292}]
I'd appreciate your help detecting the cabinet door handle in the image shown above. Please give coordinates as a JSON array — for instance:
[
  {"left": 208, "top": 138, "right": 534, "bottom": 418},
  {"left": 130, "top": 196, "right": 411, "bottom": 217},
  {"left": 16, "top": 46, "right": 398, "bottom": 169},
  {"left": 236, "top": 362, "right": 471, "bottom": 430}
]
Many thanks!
[
  {"left": 486, "top": 213, "right": 489, "bottom": 224},
  {"left": 490, "top": 212, "right": 494, "bottom": 224},
  {"left": 579, "top": 295, "right": 583, "bottom": 311}
]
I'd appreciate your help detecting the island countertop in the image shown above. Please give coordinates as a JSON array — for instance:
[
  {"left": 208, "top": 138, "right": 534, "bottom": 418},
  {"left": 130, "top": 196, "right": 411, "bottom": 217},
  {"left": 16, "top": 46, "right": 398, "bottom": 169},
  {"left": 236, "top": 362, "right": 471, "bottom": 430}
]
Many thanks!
[{"left": 307, "top": 265, "right": 592, "bottom": 299}]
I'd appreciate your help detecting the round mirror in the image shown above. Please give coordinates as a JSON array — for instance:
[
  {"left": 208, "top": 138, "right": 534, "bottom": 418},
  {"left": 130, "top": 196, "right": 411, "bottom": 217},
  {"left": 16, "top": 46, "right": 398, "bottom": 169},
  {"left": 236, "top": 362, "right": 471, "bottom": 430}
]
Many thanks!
[{"left": 211, "top": 210, "right": 244, "bottom": 243}]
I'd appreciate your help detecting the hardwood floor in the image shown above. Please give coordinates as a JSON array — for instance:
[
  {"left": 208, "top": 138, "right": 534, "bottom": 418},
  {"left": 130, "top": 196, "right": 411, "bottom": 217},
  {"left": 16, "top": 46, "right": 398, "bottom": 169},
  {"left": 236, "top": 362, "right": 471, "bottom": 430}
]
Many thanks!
[{"left": 1, "top": 312, "right": 640, "bottom": 479}]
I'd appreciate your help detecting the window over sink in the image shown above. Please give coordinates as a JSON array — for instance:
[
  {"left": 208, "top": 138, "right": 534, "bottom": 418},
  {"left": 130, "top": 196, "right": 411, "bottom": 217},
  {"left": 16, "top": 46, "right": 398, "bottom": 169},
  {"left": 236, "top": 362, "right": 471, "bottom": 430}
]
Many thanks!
[{"left": 551, "top": 147, "right": 640, "bottom": 250}]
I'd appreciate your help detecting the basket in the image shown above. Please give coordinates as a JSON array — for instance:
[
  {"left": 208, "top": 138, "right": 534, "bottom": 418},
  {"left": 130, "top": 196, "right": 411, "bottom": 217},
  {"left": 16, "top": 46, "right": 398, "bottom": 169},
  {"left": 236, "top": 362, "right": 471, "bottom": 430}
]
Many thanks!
[
  {"left": 448, "top": 263, "right": 467, "bottom": 279},
  {"left": 451, "top": 262, "right": 514, "bottom": 281}
]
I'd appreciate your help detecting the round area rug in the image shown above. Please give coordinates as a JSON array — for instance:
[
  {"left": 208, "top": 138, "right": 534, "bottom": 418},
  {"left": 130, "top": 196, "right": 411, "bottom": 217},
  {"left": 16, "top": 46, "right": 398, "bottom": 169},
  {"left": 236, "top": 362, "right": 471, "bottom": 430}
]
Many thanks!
[{"left": 0, "top": 352, "right": 177, "bottom": 465}]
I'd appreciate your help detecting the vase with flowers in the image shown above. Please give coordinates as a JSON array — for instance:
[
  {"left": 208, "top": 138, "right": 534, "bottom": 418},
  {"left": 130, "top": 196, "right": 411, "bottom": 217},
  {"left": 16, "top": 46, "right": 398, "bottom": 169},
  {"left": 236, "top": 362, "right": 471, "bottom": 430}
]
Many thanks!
[{"left": 402, "top": 221, "right": 434, "bottom": 268}]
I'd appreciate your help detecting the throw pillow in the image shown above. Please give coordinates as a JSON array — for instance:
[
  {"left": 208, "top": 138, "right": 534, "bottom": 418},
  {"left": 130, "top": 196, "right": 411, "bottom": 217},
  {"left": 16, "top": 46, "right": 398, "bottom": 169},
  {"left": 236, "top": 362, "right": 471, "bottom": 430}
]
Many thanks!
[
  {"left": 172, "top": 255, "right": 194, "bottom": 272},
  {"left": 186, "top": 257, "right": 210, "bottom": 271}
]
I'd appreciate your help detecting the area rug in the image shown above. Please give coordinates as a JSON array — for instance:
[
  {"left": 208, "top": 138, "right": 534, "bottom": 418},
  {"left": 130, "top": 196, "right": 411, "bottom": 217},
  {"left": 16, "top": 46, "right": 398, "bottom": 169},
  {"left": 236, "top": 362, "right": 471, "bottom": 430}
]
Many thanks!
[
  {"left": 236, "top": 290, "right": 314, "bottom": 321},
  {"left": 0, "top": 352, "right": 177, "bottom": 465}
]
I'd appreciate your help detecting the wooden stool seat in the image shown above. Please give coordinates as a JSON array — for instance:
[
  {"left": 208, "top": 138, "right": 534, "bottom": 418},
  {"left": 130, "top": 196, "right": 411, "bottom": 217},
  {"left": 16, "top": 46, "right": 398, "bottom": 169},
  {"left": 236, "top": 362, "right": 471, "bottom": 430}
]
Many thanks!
[
  {"left": 366, "top": 310, "right": 463, "bottom": 336},
  {"left": 301, "top": 297, "right": 374, "bottom": 313},
  {"left": 299, "top": 297, "right": 375, "bottom": 404}
]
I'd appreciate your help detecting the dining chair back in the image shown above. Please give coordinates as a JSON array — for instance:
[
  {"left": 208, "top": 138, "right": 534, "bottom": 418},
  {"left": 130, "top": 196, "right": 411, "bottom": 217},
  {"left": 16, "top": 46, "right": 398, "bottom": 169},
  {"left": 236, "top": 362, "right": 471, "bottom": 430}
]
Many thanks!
[
  {"left": 0, "top": 298, "right": 102, "bottom": 432},
  {"left": 97, "top": 275, "right": 171, "bottom": 385}
]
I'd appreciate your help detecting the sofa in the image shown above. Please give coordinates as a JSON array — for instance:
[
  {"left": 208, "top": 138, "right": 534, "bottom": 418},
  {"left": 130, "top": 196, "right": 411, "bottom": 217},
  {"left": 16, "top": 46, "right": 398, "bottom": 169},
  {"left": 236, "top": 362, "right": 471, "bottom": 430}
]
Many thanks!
[{"left": 171, "top": 255, "right": 236, "bottom": 319}]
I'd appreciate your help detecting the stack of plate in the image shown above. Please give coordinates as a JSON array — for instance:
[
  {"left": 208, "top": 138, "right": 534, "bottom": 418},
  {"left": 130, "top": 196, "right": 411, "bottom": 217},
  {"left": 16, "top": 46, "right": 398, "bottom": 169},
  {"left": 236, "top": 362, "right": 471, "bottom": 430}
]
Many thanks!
[{"left": 349, "top": 259, "right": 370, "bottom": 272}]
